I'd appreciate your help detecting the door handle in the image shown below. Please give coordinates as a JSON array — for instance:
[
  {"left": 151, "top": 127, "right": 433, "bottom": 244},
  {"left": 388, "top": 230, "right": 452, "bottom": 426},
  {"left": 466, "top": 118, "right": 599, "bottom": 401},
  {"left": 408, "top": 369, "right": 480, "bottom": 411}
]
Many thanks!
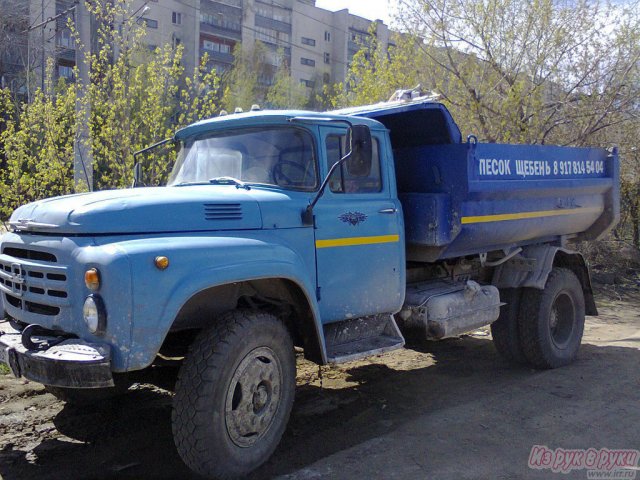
[{"left": 378, "top": 208, "right": 397, "bottom": 214}]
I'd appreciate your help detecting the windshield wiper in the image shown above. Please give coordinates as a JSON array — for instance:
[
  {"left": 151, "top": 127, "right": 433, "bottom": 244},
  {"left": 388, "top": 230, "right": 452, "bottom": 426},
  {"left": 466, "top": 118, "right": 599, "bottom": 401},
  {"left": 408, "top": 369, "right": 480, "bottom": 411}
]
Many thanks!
[
  {"left": 173, "top": 181, "right": 211, "bottom": 187},
  {"left": 208, "top": 177, "right": 251, "bottom": 190}
]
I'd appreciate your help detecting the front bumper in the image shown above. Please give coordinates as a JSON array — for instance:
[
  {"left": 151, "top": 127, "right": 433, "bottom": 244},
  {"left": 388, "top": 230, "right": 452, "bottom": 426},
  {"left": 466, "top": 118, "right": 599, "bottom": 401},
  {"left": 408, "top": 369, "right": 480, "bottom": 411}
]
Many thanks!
[{"left": 0, "top": 320, "right": 114, "bottom": 388}]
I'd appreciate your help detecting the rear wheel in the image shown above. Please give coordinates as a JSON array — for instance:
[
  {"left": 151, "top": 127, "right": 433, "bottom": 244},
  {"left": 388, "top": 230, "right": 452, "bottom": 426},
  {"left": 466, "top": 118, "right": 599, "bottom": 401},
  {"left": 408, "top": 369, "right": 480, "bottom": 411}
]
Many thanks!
[
  {"left": 518, "top": 268, "right": 585, "bottom": 369},
  {"left": 172, "top": 310, "right": 295, "bottom": 479},
  {"left": 491, "top": 288, "right": 526, "bottom": 364}
]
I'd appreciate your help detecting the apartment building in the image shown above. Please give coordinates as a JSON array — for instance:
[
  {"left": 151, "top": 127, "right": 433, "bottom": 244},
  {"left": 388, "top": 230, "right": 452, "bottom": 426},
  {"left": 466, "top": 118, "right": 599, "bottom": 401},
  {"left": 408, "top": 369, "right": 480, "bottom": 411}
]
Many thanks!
[
  {"left": 290, "top": 1, "right": 392, "bottom": 89},
  {"left": 0, "top": 0, "right": 393, "bottom": 98}
]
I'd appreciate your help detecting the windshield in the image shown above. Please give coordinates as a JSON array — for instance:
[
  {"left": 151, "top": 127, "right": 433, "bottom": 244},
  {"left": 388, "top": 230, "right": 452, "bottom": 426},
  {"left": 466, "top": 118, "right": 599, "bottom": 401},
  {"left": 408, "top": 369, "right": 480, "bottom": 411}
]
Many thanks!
[{"left": 167, "top": 127, "right": 318, "bottom": 191}]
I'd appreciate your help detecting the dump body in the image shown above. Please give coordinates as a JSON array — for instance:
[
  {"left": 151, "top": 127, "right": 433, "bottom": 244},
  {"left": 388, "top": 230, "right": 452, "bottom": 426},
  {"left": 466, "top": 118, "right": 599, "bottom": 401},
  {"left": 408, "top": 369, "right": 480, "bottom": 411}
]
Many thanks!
[{"left": 342, "top": 101, "right": 620, "bottom": 262}]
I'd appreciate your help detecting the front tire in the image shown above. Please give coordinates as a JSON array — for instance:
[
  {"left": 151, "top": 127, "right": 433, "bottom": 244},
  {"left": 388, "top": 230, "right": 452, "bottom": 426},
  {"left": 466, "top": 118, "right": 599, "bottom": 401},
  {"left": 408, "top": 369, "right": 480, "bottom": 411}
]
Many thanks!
[
  {"left": 518, "top": 268, "right": 585, "bottom": 369},
  {"left": 172, "top": 310, "right": 295, "bottom": 479}
]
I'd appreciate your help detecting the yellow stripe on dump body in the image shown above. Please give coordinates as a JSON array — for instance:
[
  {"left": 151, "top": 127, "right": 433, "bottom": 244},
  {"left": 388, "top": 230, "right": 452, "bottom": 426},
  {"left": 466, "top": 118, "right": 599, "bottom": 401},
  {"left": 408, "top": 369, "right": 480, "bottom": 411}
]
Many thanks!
[
  {"left": 315, "top": 234, "right": 400, "bottom": 249},
  {"left": 461, "top": 207, "right": 602, "bottom": 225}
]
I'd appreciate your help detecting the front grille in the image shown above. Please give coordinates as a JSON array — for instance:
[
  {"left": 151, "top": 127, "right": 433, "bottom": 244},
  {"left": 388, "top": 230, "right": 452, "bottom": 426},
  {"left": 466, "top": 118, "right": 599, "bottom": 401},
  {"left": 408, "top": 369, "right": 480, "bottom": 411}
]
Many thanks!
[
  {"left": 0, "top": 245, "right": 68, "bottom": 317},
  {"left": 2, "top": 247, "right": 57, "bottom": 263},
  {"left": 204, "top": 203, "right": 243, "bottom": 221}
]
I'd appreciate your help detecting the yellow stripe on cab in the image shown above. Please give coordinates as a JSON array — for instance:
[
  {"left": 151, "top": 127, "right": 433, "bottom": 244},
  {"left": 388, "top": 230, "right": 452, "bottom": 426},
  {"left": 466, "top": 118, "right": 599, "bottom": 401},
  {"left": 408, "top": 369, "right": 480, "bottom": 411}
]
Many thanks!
[{"left": 315, "top": 234, "right": 400, "bottom": 249}]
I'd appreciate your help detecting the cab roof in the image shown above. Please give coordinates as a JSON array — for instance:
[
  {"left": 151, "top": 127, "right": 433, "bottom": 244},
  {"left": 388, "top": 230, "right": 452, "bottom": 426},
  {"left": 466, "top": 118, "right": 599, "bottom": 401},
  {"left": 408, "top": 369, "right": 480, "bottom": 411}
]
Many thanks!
[{"left": 174, "top": 110, "right": 386, "bottom": 140}]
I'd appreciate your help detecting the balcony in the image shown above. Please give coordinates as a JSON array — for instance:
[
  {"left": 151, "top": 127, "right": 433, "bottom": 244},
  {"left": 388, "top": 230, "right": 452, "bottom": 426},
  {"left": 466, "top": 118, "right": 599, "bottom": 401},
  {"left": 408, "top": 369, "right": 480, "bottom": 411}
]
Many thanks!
[
  {"left": 348, "top": 40, "right": 363, "bottom": 54},
  {"left": 200, "top": 21, "right": 242, "bottom": 41},
  {"left": 255, "top": 15, "right": 291, "bottom": 34},
  {"left": 202, "top": 0, "right": 242, "bottom": 8},
  {"left": 57, "top": 46, "right": 76, "bottom": 62},
  {"left": 200, "top": 48, "right": 235, "bottom": 65}
]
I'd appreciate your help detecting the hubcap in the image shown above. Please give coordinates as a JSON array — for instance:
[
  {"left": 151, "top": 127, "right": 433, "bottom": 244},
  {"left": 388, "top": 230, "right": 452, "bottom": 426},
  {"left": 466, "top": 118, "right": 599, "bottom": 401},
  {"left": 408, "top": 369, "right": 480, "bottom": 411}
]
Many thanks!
[
  {"left": 225, "top": 347, "right": 282, "bottom": 448},
  {"left": 549, "top": 292, "right": 576, "bottom": 349}
]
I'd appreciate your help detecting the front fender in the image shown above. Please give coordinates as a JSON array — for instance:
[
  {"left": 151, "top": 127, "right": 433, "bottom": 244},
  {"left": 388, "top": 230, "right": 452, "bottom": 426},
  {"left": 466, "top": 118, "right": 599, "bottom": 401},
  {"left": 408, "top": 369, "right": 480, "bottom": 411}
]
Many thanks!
[{"left": 110, "top": 234, "right": 321, "bottom": 370}]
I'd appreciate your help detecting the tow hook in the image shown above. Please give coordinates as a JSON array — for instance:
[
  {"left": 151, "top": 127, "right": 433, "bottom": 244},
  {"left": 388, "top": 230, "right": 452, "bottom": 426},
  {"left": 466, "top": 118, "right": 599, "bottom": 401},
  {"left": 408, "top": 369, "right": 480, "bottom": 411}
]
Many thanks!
[{"left": 21, "top": 324, "right": 73, "bottom": 351}]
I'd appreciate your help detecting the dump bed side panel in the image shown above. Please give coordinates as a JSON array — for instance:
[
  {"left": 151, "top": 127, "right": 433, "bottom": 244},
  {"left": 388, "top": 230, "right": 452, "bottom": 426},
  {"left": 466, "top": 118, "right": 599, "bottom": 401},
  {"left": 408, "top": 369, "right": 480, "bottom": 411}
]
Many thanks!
[{"left": 394, "top": 142, "right": 619, "bottom": 262}]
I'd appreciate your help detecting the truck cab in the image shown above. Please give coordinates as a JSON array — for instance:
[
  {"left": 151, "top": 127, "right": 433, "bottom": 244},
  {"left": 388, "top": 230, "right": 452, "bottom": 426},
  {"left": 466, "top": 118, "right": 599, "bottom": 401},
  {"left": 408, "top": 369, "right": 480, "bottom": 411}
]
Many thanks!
[{"left": 0, "top": 99, "right": 619, "bottom": 479}]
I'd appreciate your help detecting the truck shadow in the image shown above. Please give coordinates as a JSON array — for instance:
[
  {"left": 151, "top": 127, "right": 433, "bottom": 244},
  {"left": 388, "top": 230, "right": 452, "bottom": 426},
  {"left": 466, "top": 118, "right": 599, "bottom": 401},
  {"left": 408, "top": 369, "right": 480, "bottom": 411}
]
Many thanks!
[{"left": 0, "top": 337, "right": 639, "bottom": 479}]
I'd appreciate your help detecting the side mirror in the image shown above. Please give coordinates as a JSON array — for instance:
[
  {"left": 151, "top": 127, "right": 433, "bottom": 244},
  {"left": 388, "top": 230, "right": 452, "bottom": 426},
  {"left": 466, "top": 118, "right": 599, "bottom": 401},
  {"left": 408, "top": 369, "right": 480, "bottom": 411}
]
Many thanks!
[{"left": 345, "top": 125, "right": 372, "bottom": 177}]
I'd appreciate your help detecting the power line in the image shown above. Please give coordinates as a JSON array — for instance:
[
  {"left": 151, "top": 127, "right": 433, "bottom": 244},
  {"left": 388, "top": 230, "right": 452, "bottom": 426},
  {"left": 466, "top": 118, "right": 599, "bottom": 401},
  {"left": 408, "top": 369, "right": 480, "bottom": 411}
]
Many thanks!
[{"left": 24, "top": 4, "right": 76, "bottom": 32}]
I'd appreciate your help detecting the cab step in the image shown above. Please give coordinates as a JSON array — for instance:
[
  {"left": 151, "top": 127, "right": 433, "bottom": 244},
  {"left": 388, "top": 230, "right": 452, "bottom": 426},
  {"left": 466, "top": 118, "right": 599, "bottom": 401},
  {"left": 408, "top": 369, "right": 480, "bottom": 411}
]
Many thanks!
[{"left": 324, "top": 314, "right": 405, "bottom": 364}]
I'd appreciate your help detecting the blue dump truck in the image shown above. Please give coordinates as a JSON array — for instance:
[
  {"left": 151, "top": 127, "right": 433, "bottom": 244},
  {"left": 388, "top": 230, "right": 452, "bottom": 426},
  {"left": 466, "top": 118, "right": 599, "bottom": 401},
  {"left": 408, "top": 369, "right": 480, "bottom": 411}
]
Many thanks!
[{"left": 0, "top": 97, "right": 619, "bottom": 478}]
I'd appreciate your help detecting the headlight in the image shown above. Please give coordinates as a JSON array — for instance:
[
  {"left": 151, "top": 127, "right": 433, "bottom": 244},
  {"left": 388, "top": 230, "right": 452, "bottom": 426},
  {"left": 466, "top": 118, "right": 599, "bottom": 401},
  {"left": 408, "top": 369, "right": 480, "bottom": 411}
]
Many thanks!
[{"left": 83, "top": 295, "right": 106, "bottom": 334}]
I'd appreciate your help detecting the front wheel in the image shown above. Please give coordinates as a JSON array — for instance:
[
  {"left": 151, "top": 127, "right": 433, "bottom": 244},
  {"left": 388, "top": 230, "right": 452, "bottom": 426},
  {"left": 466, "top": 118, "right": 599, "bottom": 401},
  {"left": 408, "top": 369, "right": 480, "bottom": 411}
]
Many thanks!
[
  {"left": 172, "top": 310, "right": 295, "bottom": 479},
  {"left": 518, "top": 268, "right": 585, "bottom": 369}
]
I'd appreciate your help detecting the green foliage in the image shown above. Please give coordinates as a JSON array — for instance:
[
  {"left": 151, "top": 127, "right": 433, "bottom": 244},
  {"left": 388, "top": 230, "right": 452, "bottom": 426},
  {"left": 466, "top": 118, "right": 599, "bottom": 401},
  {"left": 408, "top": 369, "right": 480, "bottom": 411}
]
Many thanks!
[
  {"left": 221, "top": 42, "right": 279, "bottom": 112},
  {"left": 82, "top": 1, "right": 221, "bottom": 190},
  {"left": 333, "top": 31, "right": 422, "bottom": 108},
  {"left": 395, "top": 0, "right": 640, "bottom": 146},
  {"left": 0, "top": 0, "right": 221, "bottom": 219},
  {"left": 266, "top": 54, "right": 309, "bottom": 109},
  {"left": 0, "top": 65, "right": 77, "bottom": 219}
]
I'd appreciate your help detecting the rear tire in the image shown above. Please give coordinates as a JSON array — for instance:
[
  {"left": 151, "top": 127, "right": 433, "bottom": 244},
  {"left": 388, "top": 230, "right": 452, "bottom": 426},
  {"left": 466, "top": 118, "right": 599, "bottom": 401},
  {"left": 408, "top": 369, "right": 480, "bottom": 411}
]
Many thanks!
[
  {"left": 172, "top": 310, "right": 295, "bottom": 479},
  {"left": 491, "top": 288, "right": 527, "bottom": 364},
  {"left": 518, "top": 268, "right": 585, "bottom": 369}
]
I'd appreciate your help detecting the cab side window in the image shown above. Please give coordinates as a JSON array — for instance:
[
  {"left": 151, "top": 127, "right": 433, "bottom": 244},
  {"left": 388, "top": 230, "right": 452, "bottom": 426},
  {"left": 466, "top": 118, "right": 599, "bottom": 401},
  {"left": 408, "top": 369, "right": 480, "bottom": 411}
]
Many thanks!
[{"left": 326, "top": 134, "right": 382, "bottom": 193}]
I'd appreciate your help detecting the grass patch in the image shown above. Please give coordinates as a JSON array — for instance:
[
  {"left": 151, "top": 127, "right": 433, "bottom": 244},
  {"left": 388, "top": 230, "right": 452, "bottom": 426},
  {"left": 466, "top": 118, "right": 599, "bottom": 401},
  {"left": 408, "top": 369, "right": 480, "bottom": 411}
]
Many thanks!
[{"left": 0, "top": 363, "right": 10, "bottom": 375}]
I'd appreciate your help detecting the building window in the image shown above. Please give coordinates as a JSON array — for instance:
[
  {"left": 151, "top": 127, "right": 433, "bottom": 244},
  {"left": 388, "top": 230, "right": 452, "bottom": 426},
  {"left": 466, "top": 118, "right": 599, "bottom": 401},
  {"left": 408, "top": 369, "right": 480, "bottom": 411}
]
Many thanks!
[
  {"left": 172, "top": 12, "right": 182, "bottom": 25},
  {"left": 58, "top": 65, "right": 74, "bottom": 80},
  {"left": 301, "top": 37, "right": 316, "bottom": 47},
  {"left": 255, "top": 5, "right": 292, "bottom": 23},
  {"left": 301, "top": 57, "right": 315, "bottom": 67},
  {"left": 56, "top": 29, "right": 74, "bottom": 48},
  {"left": 141, "top": 17, "right": 158, "bottom": 29},
  {"left": 252, "top": 26, "right": 290, "bottom": 45},
  {"left": 324, "top": 52, "right": 330, "bottom": 64},
  {"left": 300, "top": 79, "right": 315, "bottom": 88},
  {"left": 203, "top": 39, "right": 232, "bottom": 54},
  {"left": 324, "top": 31, "right": 331, "bottom": 41}
]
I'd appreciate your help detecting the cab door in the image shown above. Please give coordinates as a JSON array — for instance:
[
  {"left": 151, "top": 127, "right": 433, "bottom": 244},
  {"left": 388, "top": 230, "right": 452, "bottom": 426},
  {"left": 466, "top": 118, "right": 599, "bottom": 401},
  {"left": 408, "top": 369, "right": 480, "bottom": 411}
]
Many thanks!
[{"left": 314, "top": 126, "right": 405, "bottom": 324}]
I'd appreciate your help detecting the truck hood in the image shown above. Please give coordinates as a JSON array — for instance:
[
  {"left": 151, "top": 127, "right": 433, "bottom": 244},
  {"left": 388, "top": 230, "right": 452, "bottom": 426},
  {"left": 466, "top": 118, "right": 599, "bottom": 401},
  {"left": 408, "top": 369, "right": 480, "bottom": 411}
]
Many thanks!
[{"left": 8, "top": 186, "right": 269, "bottom": 235}]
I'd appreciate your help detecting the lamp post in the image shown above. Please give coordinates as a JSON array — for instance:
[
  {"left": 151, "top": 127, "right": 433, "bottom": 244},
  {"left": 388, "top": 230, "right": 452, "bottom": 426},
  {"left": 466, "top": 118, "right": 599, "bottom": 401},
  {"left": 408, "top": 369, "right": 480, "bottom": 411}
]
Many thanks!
[{"left": 73, "top": 0, "right": 92, "bottom": 191}]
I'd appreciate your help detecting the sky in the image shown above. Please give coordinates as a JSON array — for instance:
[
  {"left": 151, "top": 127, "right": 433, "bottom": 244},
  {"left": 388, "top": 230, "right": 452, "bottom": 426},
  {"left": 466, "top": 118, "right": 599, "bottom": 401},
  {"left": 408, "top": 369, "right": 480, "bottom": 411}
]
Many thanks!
[{"left": 314, "top": 0, "right": 395, "bottom": 25}]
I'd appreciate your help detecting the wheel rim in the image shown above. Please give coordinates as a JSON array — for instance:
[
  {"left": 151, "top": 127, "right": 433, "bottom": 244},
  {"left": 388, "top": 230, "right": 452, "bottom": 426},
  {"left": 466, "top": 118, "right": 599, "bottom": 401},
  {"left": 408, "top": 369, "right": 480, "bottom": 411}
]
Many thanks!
[
  {"left": 225, "top": 346, "right": 283, "bottom": 448},
  {"left": 549, "top": 292, "right": 576, "bottom": 349}
]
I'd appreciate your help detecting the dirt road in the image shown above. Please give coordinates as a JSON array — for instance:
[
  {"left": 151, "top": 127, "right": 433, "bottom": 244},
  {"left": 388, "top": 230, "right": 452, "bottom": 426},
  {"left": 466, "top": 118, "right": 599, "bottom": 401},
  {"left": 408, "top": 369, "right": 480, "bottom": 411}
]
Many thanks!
[{"left": 1, "top": 286, "right": 639, "bottom": 480}]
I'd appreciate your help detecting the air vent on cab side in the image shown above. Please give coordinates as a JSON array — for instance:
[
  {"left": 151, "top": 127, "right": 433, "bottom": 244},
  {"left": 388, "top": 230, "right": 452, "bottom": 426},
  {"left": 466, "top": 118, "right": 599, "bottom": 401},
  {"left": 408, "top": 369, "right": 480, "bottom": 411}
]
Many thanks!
[{"left": 203, "top": 203, "right": 243, "bottom": 221}]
